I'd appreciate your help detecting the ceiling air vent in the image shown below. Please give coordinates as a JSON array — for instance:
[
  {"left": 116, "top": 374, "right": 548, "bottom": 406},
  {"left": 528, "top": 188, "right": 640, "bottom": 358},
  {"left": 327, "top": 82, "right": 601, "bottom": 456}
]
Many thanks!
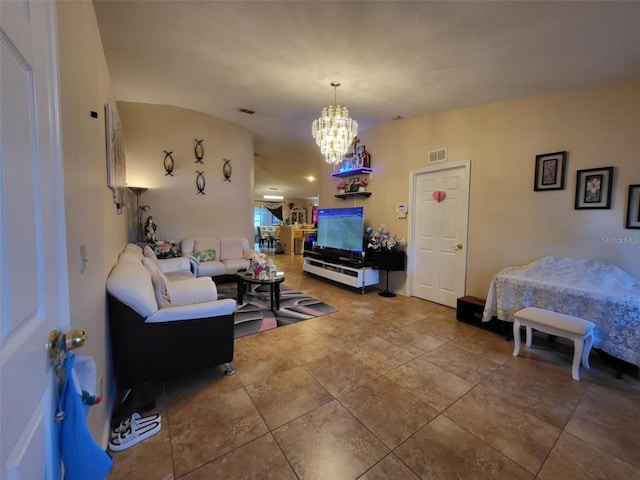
[
  {"left": 238, "top": 108, "right": 255, "bottom": 115},
  {"left": 428, "top": 147, "right": 447, "bottom": 164}
]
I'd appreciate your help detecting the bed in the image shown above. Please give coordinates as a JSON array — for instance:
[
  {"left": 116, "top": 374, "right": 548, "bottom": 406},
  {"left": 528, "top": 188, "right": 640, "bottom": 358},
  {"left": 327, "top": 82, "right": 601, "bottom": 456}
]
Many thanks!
[{"left": 482, "top": 256, "right": 640, "bottom": 367}]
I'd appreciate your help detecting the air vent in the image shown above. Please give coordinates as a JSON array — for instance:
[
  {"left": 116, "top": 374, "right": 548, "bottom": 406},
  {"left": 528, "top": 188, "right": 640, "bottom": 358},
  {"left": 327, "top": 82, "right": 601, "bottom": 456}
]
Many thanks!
[
  {"left": 428, "top": 147, "right": 447, "bottom": 163},
  {"left": 238, "top": 108, "right": 255, "bottom": 115}
]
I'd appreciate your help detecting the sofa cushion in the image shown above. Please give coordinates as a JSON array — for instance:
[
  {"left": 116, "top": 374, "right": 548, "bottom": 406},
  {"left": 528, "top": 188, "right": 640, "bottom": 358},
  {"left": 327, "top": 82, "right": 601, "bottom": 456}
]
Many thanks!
[
  {"left": 194, "top": 238, "right": 220, "bottom": 254},
  {"left": 107, "top": 261, "right": 158, "bottom": 318},
  {"left": 219, "top": 237, "right": 249, "bottom": 261},
  {"left": 222, "top": 258, "right": 250, "bottom": 274},
  {"left": 167, "top": 277, "right": 218, "bottom": 306},
  {"left": 151, "top": 271, "right": 172, "bottom": 308},
  {"left": 196, "top": 260, "right": 226, "bottom": 277},
  {"left": 194, "top": 248, "right": 217, "bottom": 262}
]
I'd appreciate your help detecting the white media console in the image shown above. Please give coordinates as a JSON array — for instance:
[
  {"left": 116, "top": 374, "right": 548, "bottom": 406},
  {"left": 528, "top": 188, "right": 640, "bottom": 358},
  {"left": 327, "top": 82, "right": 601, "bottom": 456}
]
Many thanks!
[{"left": 302, "top": 255, "right": 379, "bottom": 293}]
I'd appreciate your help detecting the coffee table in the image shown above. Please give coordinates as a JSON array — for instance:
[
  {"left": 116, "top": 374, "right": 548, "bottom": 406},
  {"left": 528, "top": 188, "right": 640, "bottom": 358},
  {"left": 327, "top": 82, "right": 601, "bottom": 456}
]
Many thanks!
[{"left": 235, "top": 270, "right": 285, "bottom": 311}]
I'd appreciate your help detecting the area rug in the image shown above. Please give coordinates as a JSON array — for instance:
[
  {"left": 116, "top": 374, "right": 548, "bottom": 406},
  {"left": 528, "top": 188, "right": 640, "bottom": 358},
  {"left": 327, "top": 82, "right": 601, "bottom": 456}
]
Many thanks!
[{"left": 216, "top": 283, "right": 339, "bottom": 338}]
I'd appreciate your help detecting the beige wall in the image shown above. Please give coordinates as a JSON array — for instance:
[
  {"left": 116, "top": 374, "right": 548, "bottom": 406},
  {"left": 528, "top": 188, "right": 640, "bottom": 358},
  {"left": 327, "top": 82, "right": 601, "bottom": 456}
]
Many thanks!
[
  {"left": 57, "top": 1, "right": 128, "bottom": 445},
  {"left": 321, "top": 80, "right": 640, "bottom": 297},
  {"left": 117, "top": 102, "right": 255, "bottom": 244}
]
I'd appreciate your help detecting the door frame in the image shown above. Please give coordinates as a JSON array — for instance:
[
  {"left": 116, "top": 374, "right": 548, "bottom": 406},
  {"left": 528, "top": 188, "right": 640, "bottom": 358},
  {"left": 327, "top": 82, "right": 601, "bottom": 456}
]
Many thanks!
[{"left": 406, "top": 160, "right": 471, "bottom": 299}]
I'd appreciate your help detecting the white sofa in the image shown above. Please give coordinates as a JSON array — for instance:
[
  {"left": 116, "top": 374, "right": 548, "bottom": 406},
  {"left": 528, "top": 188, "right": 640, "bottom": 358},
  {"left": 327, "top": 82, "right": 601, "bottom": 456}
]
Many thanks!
[
  {"left": 181, "top": 236, "right": 256, "bottom": 279},
  {"left": 106, "top": 244, "right": 237, "bottom": 396}
]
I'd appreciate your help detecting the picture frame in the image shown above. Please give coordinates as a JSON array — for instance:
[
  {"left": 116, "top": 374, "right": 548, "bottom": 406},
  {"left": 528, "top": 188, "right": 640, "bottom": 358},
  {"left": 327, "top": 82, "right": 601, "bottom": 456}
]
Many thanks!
[
  {"left": 574, "top": 166, "right": 613, "bottom": 209},
  {"left": 104, "top": 103, "right": 127, "bottom": 213},
  {"left": 534, "top": 151, "right": 566, "bottom": 191},
  {"left": 625, "top": 184, "right": 640, "bottom": 229},
  {"left": 348, "top": 177, "right": 359, "bottom": 193}
]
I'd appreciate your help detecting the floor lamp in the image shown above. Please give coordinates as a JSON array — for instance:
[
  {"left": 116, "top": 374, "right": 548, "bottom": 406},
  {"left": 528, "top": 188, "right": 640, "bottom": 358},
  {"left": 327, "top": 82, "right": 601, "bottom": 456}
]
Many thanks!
[{"left": 128, "top": 186, "right": 150, "bottom": 243}]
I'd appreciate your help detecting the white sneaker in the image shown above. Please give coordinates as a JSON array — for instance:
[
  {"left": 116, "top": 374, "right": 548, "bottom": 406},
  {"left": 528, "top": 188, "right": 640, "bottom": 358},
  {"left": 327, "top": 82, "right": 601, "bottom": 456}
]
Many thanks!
[
  {"left": 108, "top": 421, "right": 161, "bottom": 451},
  {"left": 112, "top": 412, "right": 161, "bottom": 438}
]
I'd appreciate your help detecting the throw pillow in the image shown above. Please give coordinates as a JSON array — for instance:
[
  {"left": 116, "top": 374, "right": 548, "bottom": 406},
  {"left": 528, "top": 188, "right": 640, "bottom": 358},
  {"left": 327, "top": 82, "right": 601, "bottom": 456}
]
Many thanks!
[
  {"left": 142, "top": 256, "right": 161, "bottom": 277},
  {"left": 151, "top": 271, "right": 171, "bottom": 308},
  {"left": 193, "top": 248, "right": 216, "bottom": 262}
]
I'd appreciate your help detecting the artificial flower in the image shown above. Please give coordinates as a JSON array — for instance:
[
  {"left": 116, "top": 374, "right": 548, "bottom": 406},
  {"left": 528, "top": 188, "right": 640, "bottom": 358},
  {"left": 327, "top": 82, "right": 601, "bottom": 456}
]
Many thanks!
[{"left": 367, "top": 224, "right": 404, "bottom": 252}]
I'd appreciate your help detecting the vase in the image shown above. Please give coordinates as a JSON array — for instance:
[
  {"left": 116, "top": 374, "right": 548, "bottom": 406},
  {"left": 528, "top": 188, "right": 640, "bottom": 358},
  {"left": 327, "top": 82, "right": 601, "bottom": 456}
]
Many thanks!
[
  {"left": 358, "top": 186, "right": 366, "bottom": 193},
  {"left": 338, "top": 189, "right": 345, "bottom": 194}
]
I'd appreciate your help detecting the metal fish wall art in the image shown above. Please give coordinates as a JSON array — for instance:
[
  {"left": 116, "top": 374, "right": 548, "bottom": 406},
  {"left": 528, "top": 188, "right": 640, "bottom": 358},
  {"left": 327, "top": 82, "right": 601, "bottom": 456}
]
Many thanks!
[
  {"left": 223, "top": 158, "right": 232, "bottom": 181},
  {"left": 195, "top": 171, "right": 206, "bottom": 194},
  {"left": 194, "top": 139, "right": 204, "bottom": 163},
  {"left": 163, "top": 150, "right": 175, "bottom": 176}
]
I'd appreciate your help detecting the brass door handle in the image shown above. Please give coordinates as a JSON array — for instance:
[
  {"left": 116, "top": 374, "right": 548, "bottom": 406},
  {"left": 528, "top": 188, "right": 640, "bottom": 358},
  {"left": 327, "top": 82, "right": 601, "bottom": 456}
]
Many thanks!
[
  {"left": 452, "top": 243, "right": 463, "bottom": 250},
  {"left": 48, "top": 329, "right": 87, "bottom": 366}
]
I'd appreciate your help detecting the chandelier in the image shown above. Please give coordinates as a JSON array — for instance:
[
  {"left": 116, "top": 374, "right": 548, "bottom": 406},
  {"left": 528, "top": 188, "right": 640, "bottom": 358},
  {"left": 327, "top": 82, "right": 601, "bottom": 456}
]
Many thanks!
[{"left": 312, "top": 81, "right": 358, "bottom": 164}]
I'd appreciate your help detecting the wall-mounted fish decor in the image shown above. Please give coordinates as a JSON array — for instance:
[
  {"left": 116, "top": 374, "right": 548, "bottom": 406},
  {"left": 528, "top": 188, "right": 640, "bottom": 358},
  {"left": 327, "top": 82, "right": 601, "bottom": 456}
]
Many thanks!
[
  {"left": 223, "top": 158, "right": 232, "bottom": 181},
  {"left": 195, "top": 170, "right": 206, "bottom": 194},
  {"left": 163, "top": 150, "right": 175, "bottom": 176},
  {"left": 194, "top": 138, "right": 204, "bottom": 163}
]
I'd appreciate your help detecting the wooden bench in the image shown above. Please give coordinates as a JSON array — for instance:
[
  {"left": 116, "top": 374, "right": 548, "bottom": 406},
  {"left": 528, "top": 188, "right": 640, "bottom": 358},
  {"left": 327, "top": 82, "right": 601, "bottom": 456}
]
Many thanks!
[{"left": 512, "top": 307, "right": 596, "bottom": 380}]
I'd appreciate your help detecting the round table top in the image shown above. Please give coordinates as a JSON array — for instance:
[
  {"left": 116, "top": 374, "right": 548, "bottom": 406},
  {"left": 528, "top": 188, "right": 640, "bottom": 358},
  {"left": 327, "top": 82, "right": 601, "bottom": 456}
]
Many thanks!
[{"left": 235, "top": 270, "right": 285, "bottom": 284}]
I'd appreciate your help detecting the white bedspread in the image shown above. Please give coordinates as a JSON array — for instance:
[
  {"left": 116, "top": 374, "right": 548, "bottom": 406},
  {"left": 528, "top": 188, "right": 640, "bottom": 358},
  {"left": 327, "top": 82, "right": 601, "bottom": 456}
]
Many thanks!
[{"left": 482, "top": 256, "right": 640, "bottom": 367}]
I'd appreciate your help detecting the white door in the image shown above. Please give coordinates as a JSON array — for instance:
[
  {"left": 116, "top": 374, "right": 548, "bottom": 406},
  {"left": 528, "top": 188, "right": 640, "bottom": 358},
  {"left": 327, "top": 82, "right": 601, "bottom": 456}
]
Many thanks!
[
  {"left": 408, "top": 161, "right": 470, "bottom": 307},
  {"left": 1, "top": 1, "right": 68, "bottom": 478}
]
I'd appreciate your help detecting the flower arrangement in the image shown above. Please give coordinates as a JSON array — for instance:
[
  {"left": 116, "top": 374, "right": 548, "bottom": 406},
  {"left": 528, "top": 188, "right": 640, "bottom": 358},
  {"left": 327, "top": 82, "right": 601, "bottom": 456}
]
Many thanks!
[
  {"left": 336, "top": 180, "right": 347, "bottom": 190},
  {"left": 366, "top": 224, "right": 404, "bottom": 252},
  {"left": 357, "top": 177, "right": 368, "bottom": 187}
]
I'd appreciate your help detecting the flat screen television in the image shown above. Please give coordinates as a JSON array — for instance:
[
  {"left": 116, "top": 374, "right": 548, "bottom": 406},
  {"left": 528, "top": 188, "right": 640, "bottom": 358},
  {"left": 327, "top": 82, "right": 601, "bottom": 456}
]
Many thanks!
[{"left": 316, "top": 206, "right": 364, "bottom": 254}]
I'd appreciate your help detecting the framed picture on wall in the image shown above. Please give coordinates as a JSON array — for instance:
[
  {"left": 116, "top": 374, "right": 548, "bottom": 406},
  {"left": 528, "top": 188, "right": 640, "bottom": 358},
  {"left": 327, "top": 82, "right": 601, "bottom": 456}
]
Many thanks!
[
  {"left": 534, "top": 151, "right": 566, "bottom": 191},
  {"left": 574, "top": 166, "right": 613, "bottom": 209},
  {"left": 105, "top": 103, "right": 127, "bottom": 213},
  {"left": 626, "top": 184, "right": 640, "bottom": 229}
]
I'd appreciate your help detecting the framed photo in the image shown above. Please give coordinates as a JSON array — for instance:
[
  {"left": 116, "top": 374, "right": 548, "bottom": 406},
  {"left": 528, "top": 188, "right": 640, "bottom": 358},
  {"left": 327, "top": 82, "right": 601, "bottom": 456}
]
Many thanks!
[
  {"left": 574, "top": 166, "right": 613, "bottom": 209},
  {"left": 626, "top": 184, "right": 640, "bottom": 229},
  {"left": 534, "top": 151, "right": 566, "bottom": 191},
  {"left": 348, "top": 177, "right": 359, "bottom": 193},
  {"left": 104, "top": 103, "right": 127, "bottom": 213}
]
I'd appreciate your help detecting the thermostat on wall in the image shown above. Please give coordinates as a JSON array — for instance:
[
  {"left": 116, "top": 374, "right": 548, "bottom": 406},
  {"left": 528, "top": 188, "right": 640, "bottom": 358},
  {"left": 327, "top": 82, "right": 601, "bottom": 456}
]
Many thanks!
[{"left": 396, "top": 204, "right": 407, "bottom": 219}]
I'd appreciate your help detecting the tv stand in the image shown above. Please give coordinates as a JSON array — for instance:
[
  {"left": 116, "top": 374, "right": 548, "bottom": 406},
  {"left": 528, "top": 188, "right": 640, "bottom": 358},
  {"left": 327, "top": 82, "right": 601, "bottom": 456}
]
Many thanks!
[{"left": 302, "top": 253, "right": 379, "bottom": 293}]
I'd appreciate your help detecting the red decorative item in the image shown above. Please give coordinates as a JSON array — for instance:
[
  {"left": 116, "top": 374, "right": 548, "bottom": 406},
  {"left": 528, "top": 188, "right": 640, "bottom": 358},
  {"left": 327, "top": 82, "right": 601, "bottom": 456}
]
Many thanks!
[{"left": 432, "top": 191, "right": 447, "bottom": 203}]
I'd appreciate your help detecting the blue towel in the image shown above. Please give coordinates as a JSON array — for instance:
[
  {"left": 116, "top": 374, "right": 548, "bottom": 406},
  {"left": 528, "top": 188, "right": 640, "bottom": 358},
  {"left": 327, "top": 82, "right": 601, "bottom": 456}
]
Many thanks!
[{"left": 58, "top": 353, "right": 112, "bottom": 480}]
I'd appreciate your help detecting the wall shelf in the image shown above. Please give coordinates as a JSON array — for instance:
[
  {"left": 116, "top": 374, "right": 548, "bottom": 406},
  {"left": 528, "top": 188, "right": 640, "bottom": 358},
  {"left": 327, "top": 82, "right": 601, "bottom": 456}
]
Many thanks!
[
  {"left": 331, "top": 167, "right": 373, "bottom": 178},
  {"left": 335, "top": 192, "right": 372, "bottom": 199}
]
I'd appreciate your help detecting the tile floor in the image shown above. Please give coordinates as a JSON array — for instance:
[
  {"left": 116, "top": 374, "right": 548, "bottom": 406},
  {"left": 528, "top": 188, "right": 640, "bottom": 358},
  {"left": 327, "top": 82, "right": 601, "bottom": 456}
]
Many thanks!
[{"left": 108, "top": 253, "right": 640, "bottom": 479}]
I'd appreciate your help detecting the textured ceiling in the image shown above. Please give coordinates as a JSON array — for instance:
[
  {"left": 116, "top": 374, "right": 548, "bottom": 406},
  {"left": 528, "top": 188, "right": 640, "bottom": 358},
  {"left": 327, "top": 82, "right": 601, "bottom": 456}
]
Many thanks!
[{"left": 93, "top": 0, "right": 640, "bottom": 200}]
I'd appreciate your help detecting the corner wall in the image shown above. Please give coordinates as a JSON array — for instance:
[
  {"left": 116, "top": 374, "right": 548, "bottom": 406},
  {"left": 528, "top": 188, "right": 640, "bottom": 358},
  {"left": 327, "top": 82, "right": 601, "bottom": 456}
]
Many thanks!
[
  {"left": 321, "top": 80, "right": 640, "bottom": 298},
  {"left": 117, "top": 102, "right": 255, "bottom": 244},
  {"left": 56, "top": 1, "right": 128, "bottom": 443}
]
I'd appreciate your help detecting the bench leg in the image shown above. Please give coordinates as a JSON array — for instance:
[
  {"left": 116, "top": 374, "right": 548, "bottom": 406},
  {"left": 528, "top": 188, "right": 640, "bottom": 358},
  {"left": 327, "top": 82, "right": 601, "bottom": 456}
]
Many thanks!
[
  {"left": 512, "top": 319, "right": 522, "bottom": 357},
  {"left": 525, "top": 326, "right": 533, "bottom": 347},
  {"left": 572, "top": 339, "right": 584, "bottom": 381},
  {"left": 582, "top": 332, "right": 593, "bottom": 369}
]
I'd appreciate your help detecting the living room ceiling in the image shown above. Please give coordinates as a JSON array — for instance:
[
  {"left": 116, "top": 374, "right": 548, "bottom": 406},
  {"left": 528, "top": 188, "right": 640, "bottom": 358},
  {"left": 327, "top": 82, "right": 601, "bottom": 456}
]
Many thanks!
[{"left": 93, "top": 1, "right": 640, "bottom": 201}]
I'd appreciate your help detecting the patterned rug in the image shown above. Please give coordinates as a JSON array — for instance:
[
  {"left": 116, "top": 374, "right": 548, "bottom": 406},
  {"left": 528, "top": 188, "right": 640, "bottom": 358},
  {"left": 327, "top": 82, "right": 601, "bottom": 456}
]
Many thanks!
[{"left": 216, "top": 283, "right": 339, "bottom": 338}]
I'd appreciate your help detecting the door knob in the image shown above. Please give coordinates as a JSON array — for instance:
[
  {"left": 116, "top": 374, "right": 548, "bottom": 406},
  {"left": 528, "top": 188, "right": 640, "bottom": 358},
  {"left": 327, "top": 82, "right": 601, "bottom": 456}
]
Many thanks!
[
  {"left": 453, "top": 243, "right": 463, "bottom": 250},
  {"left": 48, "top": 329, "right": 87, "bottom": 366}
]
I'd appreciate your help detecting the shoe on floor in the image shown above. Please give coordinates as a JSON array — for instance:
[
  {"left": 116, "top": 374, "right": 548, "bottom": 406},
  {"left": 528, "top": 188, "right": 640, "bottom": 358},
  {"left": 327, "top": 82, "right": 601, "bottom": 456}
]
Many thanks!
[
  {"left": 108, "top": 421, "right": 161, "bottom": 451},
  {"left": 112, "top": 412, "right": 161, "bottom": 438}
]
